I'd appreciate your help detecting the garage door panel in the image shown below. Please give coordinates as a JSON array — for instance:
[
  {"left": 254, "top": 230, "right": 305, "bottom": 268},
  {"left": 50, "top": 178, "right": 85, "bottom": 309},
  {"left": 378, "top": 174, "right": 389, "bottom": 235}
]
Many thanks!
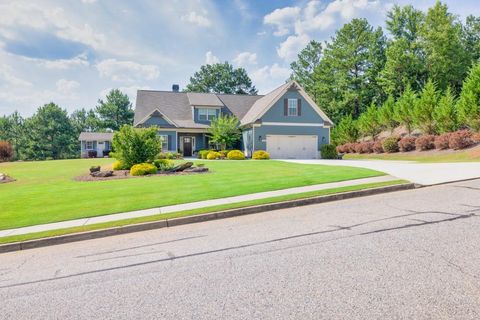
[{"left": 266, "top": 135, "right": 318, "bottom": 159}]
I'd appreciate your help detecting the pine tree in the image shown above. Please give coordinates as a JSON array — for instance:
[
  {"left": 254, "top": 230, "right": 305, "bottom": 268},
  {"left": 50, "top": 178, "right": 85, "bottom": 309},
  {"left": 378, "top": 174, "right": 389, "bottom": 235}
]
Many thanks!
[
  {"left": 433, "top": 87, "right": 457, "bottom": 133},
  {"left": 378, "top": 95, "right": 398, "bottom": 133},
  {"left": 414, "top": 79, "right": 439, "bottom": 134},
  {"left": 290, "top": 40, "right": 322, "bottom": 101},
  {"left": 332, "top": 115, "right": 359, "bottom": 145},
  {"left": 394, "top": 84, "right": 417, "bottom": 134},
  {"left": 358, "top": 103, "right": 382, "bottom": 140},
  {"left": 457, "top": 63, "right": 480, "bottom": 131}
]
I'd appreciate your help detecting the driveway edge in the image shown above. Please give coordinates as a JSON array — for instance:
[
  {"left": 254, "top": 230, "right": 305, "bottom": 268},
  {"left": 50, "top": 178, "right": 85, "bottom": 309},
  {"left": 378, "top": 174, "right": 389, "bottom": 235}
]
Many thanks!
[{"left": 0, "top": 183, "right": 416, "bottom": 254}]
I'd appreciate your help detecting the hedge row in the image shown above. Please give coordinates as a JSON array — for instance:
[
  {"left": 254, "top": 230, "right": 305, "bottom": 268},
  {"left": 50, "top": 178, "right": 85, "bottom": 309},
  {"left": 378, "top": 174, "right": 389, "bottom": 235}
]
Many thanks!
[{"left": 336, "top": 130, "right": 479, "bottom": 154}]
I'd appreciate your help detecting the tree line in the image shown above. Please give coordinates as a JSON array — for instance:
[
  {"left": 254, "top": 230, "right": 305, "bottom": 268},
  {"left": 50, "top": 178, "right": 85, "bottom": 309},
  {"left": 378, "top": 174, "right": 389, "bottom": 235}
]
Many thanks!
[
  {"left": 0, "top": 89, "right": 134, "bottom": 160},
  {"left": 290, "top": 1, "right": 480, "bottom": 141}
]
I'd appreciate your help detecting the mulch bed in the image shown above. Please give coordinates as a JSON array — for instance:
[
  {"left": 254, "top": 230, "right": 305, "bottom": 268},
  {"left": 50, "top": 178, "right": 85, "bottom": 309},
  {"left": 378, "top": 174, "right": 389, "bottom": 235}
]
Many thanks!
[{"left": 74, "top": 169, "right": 209, "bottom": 182}]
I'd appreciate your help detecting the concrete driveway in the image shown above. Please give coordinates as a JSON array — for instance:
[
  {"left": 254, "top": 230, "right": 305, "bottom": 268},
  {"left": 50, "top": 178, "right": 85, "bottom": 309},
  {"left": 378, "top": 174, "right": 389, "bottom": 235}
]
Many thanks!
[{"left": 283, "top": 159, "right": 480, "bottom": 185}]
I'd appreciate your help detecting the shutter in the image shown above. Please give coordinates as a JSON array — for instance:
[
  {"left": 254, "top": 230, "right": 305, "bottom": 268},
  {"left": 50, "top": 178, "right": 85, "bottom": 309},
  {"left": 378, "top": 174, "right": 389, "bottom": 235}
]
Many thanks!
[
  {"left": 284, "top": 99, "right": 288, "bottom": 116},
  {"left": 168, "top": 135, "right": 172, "bottom": 151},
  {"left": 297, "top": 99, "right": 302, "bottom": 116}
]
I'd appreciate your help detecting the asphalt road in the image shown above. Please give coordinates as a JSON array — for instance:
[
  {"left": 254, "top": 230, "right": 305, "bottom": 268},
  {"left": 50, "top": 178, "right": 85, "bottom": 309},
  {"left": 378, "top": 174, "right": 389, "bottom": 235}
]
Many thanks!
[{"left": 2, "top": 180, "right": 480, "bottom": 319}]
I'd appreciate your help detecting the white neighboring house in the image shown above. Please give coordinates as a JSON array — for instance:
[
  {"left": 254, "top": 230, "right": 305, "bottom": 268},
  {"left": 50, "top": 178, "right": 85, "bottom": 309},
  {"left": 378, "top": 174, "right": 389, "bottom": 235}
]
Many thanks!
[{"left": 79, "top": 132, "right": 114, "bottom": 158}]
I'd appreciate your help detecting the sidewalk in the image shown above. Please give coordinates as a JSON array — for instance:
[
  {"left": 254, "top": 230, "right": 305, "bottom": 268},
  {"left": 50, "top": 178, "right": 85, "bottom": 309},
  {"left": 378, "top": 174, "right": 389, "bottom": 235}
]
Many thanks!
[{"left": 0, "top": 175, "right": 398, "bottom": 238}]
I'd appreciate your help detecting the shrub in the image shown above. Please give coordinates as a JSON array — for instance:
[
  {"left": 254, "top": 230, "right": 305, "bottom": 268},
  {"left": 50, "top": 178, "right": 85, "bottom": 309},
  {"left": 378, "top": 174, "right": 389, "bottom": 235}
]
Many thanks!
[
  {"left": 382, "top": 137, "right": 399, "bottom": 153},
  {"left": 227, "top": 150, "right": 245, "bottom": 160},
  {"left": 130, "top": 163, "right": 157, "bottom": 176},
  {"left": 112, "top": 125, "right": 161, "bottom": 169},
  {"left": 112, "top": 160, "right": 129, "bottom": 170},
  {"left": 252, "top": 150, "right": 270, "bottom": 160},
  {"left": 415, "top": 135, "right": 435, "bottom": 151},
  {"left": 153, "top": 159, "right": 174, "bottom": 171},
  {"left": 473, "top": 132, "right": 480, "bottom": 143},
  {"left": 198, "top": 150, "right": 209, "bottom": 159},
  {"left": 320, "top": 144, "right": 338, "bottom": 159},
  {"left": 354, "top": 142, "right": 374, "bottom": 154},
  {"left": 158, "top": 152, "right": 182, "bottom": 160},
  {"left": 434, "top": 133, "right": 451, "bottom": 150},
  {"left": 0, "top": 141, "right": 13, "bottom": 162},
  {"left": 449, "top": 130, "right": 474, "bottom": 150},
  {"left": 373, "top": 140, "right": 384, "bottom": 153},
  {"left": 336, "top": 144, "right": 347, "bottom": 154},
  {"left": 398, "top": 136, "right": 417, "bottom": 152},
  {"left": 87, "top": 150, "right": 97, "bottom": 158},
  {"left": 219, "top": 150, "right": 231, "bottom": 158},
  {"left": 343, "top": 142, "right": 357, "bottom": 153},
  {"left": 207, "top": 151, "right": 221, "bottom": 160}
]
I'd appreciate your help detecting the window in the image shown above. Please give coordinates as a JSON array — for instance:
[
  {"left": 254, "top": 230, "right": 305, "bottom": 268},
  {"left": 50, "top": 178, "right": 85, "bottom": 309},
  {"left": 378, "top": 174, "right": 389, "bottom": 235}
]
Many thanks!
[
  {"left": 198, "top": 108, "right": 217, "bottom": 121},
  {"left": 160, "top": 135, "right": 169, "bottom": 151},
  {"left": 104, "top": 141, "right": 111, "bottom": 150},
  {"left": 86, "top": 141, "right": 94, "bottom": 150},
  {"left": 287, "top": 99, "right": 298, "bottom": 116}
]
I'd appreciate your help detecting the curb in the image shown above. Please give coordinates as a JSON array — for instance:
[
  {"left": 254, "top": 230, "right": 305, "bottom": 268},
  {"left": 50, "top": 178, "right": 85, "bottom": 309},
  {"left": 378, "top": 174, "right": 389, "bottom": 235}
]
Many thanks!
[{"left": 0, "top": 183, "right": 416, "bottom": 254}]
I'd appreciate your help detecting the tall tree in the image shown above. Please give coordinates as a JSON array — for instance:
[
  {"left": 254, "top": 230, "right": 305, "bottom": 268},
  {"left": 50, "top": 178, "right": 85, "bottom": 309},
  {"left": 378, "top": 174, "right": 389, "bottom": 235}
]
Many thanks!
[
  {"left": 414, "top": 79, "right": 439, "bottom": 134},
  {"left": 457, "top": 63, "right": 480, "bottom": 131},
  {"left": 23, "top": 103, "right": 77, "bottom": 160},
  {"left": 314, "top": 18, "right": 386, "bottom": 123},
  {"left": 394, "top": 84, "right": 417, "bottom": 134},
  {"left": 71, "top": 108, "right": 100, "bottom": 133},
  {"left": 461, "top": 15, "right": 480, "bottom": 65},
  {"left": 357, "top": 103, "right": 382, "bottom": 140},
  {"left": 185, "top": 62, "right": 257, "bottom": 95},
  {"left": 420, "top": 1, "right": 468, "bottom": 92},
  {"left": 433, "top": 87, "right": 457, "bottom": 133},
  {"left": 290, "top": 40, "right": 322, "bottom": 100},
  {"left": 96, "top": 89, "right": 134, "bottom": 131},
  {"left": 0, "top": 112, "right": 26, "bottom": 160},
  {"left": 378, "top": 95, "right": 398, "bottom": 133}
]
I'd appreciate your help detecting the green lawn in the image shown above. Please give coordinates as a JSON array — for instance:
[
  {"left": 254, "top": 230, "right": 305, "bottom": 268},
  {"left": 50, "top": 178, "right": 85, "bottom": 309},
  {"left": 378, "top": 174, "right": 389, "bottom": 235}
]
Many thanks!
[
  {"left": 344, "top": 145, "right": 480, "bottom": 163},
  {"left": 0, "top": 159, "right": 384, "bottom": 230}
]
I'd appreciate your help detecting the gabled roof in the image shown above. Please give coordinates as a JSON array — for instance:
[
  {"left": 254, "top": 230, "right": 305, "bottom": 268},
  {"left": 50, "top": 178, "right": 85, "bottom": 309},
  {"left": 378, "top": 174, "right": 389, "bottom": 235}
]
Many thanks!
[
  {"left": 187, "top": 92, "right": 224, "bottom": 106},
  {"left": 78, "top": 132, "right": 114, "bottom": 141}
]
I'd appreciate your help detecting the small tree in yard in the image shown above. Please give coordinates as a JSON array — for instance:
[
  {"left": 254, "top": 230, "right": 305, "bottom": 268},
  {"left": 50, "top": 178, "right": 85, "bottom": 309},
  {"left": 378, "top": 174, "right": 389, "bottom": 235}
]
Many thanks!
[
  {"left": 358, "top": 103, "right": 382, "bottom": 140},
  {"left": 0, "top": 141, "right": 13, "bottom": 162},
  {"left": 112, "top": 125, "right": 161, "bottom": 169},
  {"left": 332, "top": 115, "right": 359, "bottom": 145},
  {"left": 394, "top": 84, "right": 417, "bottom": 134},
  {"left": 378, "top": 95, "right": 398, "bottom": 133},
  {"left": 207, "top": 115, "right": 241, "bottom": 150},
  {"left": 457, "top": 63, "right": 480, "bottom": 131},
  {"left": 414, "top": 79, "right": 439, "bottom": 134},
  {"left": 434, "top": 87, "right": 457, "bottom": 134}
]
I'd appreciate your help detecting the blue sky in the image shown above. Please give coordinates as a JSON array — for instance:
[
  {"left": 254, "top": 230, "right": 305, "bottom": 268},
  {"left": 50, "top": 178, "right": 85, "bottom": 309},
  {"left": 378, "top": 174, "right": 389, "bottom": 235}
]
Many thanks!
[{"left": 0, "top": 0, "right": 478, "bottom": 116}]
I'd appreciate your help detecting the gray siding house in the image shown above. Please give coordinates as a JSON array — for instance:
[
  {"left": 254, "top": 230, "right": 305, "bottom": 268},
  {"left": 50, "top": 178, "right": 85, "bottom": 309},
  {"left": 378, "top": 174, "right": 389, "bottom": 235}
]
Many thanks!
[
  {"left": 79, "top": 132, "right": 114, "bottom": 158},
  {"left": 133, "top": 81, "right": 333, "bottom": 159}
]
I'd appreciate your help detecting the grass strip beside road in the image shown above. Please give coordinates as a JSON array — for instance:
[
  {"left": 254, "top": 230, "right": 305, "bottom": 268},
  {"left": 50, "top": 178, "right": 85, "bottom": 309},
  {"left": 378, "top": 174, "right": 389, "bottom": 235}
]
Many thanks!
[{"left": 0, "top": 179, "right": 407, "bottom": 245}]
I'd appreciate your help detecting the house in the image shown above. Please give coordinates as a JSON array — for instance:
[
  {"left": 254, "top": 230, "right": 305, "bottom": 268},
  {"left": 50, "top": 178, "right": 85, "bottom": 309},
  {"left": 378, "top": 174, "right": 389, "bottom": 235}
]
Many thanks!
[
  {"left": 133, "top": 81, "right": 333, "bottom": 159},
  {"left": 79, "top": 132, "right": 114, "bottom": 158}
]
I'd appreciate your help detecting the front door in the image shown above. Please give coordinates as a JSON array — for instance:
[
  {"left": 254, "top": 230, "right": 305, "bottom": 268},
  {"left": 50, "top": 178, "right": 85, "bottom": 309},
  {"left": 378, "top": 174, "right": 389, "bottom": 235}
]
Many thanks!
[{"left": 183, "top": 137, "right": 192, "bottom": 157}]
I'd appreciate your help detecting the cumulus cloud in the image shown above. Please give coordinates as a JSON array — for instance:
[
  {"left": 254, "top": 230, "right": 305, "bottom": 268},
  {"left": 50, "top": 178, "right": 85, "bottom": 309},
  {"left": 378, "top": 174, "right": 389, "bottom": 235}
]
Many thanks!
[
  {"left": 251, "top": 64, "right": 291, "bottom": 93},
  {"left": 205, "top": 51, "right": 220, "bottom": 64},
  {"left": 233, "top": 52, "right": 257, "bottom": 67},
  {"left": 33, "top": 53, "right": 89, "bottom": 69},
  {"left": 99, "top": 85, "right": 151, "bottom": 104},
  {"left": 56, "top": 79, "right": 80, "bottom": 97},
  {"left": 181, "top": 11, "right": 211, "bottom": 27},
  {"left": 263, "top": 6, "right": 300, "bottom": 36},
  {"left": 96, "top": 59, "right": 160, "bottom": 82},
  {"left": 276, "top": 34, "right": 310, "bottom": 62},
  {"left": 0, "top": 64, "right": 32, "bottom": 87}
]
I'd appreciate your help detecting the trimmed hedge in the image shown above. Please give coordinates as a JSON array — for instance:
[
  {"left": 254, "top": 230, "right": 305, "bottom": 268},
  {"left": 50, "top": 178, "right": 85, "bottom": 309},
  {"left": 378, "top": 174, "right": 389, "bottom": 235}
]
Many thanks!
[
  {"left": 320, "top": 144, "right": 338, "bottom": 159},
  {"left": 252, "top": 150, "right": 270, "bottom": 160},
  {"left": 449, "top": 130, "right": 474, "bottom": 150},
  {"left": 415, "top": 135, "right": 435, "bottom": 151},
  {"left": 207, "top": 151, "right": 222, "bottom": 160},
  {"left": 382, "top": 137, "right": 399, "bottom": 153},
  {"left": 130, "top": 163, "right": 157, "bottom": 176},
  {"left": 227, "top": 150, "right": 245, "bottom": 160},
  {"left": 373, "top": 140, "right": 384, "bottom": 153},
  {"left": 399, "top": 136, "right": 416, "bottom": 152},
  {"left": 434, "top": 133, "right": 451, "bottom": 150},
  {"left": 0, "top": 141, "right": 13, "bottom": 162}
]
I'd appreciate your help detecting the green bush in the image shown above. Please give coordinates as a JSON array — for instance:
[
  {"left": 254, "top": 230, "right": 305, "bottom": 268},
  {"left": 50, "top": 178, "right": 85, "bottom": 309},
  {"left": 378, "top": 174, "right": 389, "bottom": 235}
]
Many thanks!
[
  {"left": 158, "top": 152, "right": 183, "bottom": 160},
  {"left": 320, "top": 144, "right": 337, "bottom": 159},
  {"left": 207, "top": 151, "right": 221, "bottom": 160},
  {"left": 153, "top": 159, "right": 174, "bottom": 171},
  {"left": 130, "top": 163, "right": 158, "bottom": 176},
  {"left": 382, "top": 137, "right": 399, "bottom": 153},
  {"left": 219, "top": 150, "right": 231, "bottom": 158},
  {"left": 112, "top": 160, "right": 129, "bottom": 170},
  {"left": 227, "top": 150, "right": 245, "bottom": 160},
  {"left": 112, "top": 125, "right": 161, "bottom": 168},
  {"left": 252, "top": 150, "right": 270, "bottom": 160},
  {"left": 198, "top": 150, "right": 213, "bottom": 159}
]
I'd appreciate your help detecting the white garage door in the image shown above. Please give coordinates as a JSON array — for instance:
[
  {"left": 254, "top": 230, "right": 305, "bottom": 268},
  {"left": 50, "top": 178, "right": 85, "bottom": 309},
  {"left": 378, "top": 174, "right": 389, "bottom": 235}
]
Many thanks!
[{"left": 266, "top": 135, "right": 318, "bottom": 159}]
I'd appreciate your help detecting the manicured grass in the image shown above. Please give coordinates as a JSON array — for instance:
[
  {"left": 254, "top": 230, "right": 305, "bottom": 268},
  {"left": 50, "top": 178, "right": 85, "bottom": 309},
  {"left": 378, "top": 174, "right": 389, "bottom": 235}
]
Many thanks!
[
  {"left": 0, "top": 179, "right": 406, "bottom": 245},
  {"left": 0, "top": 158, "right": 384, "bottom": 230},
  {"left": 344, "top": 146, "right": 480, "bottom": 163}
]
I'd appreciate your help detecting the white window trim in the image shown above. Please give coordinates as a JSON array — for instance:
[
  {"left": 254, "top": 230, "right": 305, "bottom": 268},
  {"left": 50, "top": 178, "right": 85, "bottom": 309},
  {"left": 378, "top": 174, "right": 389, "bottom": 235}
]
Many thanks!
[
  {"left": 160, "top": 135, "right": 169, "bottom": 151},
  {"left": 287, "top": 99, "right": 298, "bottom": 117},
  {"left": 85, "top": 141, "right": 94, "bottom": 150},
  {"left": 198, "top": 108, "right": 217, "bottom": 121}
]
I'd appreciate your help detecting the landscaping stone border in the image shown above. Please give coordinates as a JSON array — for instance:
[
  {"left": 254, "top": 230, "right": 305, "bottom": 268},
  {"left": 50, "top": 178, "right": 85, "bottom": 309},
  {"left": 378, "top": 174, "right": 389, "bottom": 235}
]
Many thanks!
[{"left": 0, "top": 182, "right": 416, "bottom": 254}]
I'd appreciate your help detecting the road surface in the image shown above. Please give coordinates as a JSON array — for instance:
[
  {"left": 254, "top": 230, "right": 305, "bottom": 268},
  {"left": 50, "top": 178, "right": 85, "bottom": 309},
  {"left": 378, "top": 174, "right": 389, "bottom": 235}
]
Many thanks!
[{"left": 2, "top": 180, "right": 480, "bottom": 319}]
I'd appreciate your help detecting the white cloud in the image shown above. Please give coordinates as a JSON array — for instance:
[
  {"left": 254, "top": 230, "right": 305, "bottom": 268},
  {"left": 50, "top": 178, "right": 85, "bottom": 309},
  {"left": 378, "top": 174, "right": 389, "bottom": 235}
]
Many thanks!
[
  {"left": 205, "top": 51, "right": 220, "bottom": 64},
  {"left": 277, "top": 34, "right": 310, "bottom": 62},
  {"left": 0, "top": 64, "right": 32, "bottom": 87},
  {"left": 263, "top": 6, "right": 300, "bottom": 36},
  {"left": 181, "top": 11, "right": 212, "bottom": 27},
  {"left": 31, "top": 54, "right": 90, "bottom": 70},
  {"left": 251, "top": 64, "right": 291, "bottom": 93},
  {"left": 81, "top": 0, "right": 97, "bottom": 3},
  {"left": 96, "top": 59, "right": 160, "bottom": 82},
  {"left": 99, "top": 85, "right": 151, "bottom": 104},
  {"left": 56, "top": 79, "right": 80, "bottom": 97},
  {"left": 233, "top": 52, "right": 257, "bottom": 67}
]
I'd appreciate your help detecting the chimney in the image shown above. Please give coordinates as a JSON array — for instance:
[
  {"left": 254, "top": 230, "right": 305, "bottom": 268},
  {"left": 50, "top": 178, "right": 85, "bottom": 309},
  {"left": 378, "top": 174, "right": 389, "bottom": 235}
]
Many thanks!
[{"left": 172, "top": 84, "right": 179, "bottom": 92}]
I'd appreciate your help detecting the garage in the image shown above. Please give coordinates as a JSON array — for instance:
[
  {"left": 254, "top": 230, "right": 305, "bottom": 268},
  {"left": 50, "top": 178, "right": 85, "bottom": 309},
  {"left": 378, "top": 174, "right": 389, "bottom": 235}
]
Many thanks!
[{"left": 266, "top": 135, "right": 318, "bottom": 159}]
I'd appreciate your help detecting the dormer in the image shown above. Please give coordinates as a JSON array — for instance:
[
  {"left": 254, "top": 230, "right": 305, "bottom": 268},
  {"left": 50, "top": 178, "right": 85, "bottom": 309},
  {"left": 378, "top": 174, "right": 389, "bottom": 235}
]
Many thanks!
[{"left": 187, "top": 92, "right": 224, "bottom": 124}]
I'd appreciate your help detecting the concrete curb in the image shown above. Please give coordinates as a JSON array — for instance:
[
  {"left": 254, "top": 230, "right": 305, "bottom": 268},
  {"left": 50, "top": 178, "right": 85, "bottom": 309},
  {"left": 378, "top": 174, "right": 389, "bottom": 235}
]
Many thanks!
[{"left": 0, "top": 183, "right": 416, "bottom": 254}]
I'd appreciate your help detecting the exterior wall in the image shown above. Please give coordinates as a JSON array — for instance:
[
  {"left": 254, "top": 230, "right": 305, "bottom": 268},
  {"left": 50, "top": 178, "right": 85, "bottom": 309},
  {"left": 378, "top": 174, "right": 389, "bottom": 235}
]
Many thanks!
[
  {"left": 177, "top": 133, "right": 207, "bottom": 155},
  {"left": 193, "top": 107, "right": 221, "bottom": 125},
  {"left": 158, "top": 131, "right": 177, "bottom": 152},
  {"left": 261, "top": 90, "right": 325, "bottom": 124},
  {"left": 253, "top": 125, "right": 330, "bottom": 152},
  {"left": 143, "top": 115, "right": 175, "bottom": 128},
  {"left": 80, "top": 140, "right": 112, "bottom": 158}
]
